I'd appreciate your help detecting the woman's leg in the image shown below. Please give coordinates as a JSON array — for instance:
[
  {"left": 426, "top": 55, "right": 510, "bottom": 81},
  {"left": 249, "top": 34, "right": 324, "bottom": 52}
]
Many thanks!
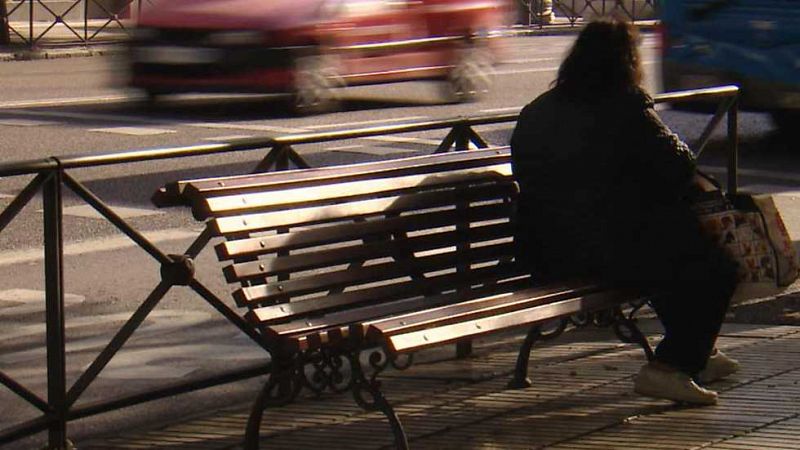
[{"left": 649, "top": 240, "right": 739, "bottom": 375}]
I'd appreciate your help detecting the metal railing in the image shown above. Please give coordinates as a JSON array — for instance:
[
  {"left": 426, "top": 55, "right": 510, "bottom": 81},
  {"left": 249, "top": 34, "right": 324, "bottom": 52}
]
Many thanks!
[
  {"left": 0, "top": 85, "right": 738, "bottom": 449},
  {"left": 0, "top": 0, "right": 155, "bottom": 47},
  {"left": 520, "top": 0, "right": 659, "bottom": 27}
]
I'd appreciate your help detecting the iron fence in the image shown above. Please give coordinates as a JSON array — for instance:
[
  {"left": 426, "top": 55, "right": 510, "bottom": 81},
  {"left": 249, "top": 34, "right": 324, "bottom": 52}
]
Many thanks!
[
  {"left": 0, "top": 0, "right": 154, "bottom": 47},
  {"left": 0, "top": 85, "right": 739, "bottom": 449},
  {"left": 516, "top": 0, "right": 659, "bottom": 28}
]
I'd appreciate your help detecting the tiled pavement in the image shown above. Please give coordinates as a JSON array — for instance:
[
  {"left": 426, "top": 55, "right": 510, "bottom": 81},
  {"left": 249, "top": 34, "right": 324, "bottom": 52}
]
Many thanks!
[{"left": 79, "top": 311, "right": 800, "bottom": 450}]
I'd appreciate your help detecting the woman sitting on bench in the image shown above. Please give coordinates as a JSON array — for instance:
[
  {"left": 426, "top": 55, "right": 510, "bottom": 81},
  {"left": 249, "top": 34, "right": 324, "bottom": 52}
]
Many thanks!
[{"left": 510, "top": 18, "right": 740, "bottom": 405}]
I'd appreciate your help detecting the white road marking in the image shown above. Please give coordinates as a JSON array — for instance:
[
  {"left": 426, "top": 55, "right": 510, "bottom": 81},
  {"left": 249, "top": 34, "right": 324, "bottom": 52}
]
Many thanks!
[
  {"left": 480, "top": 106, "right": 523, "bottom": 114},
  {"left": 305, "top": 116, "right": 429, "bottom": 129},
  {"left": 0, "top": 94, "right": 131, "bottom": 109},
  {"left": 89, "top": 126, "right": 177, "bottom": 136},
  {"left": 365, "top": 135, "right": 442, "bottom": 146},
  {"left": 0, "top": 227, "right": 199, "bottom": 267},
  {"left": 60, "top": 204, "right": 164, "bottom": 219},
  {"left": 0, "top": 118, "right": 49, "bottom": 127},
  {"left": 204, "top": 134, "right": 256, "bottom": 141},
  {"left": 337, "top": 146, "right": 421, "bottom": 156},
  {"left": 189, "top": 122, "right": 306, "bottom": 134},
  {"left": 327, "top": 144, "right": 364, "bottom": 151}
]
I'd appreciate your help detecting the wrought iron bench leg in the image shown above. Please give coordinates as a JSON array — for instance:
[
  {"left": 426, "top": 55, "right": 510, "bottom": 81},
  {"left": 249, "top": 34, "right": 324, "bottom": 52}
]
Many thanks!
[
  {"left": 611, "top": 306, "right": 655, "bottom": 361},
  {"left": 244, "top": 364, "right": 299, "bottom": 450},
  {"left": 349, "top": 351, "right": 409, "bottom": 450},
  {"left": 508, "top": 325, "right": 542, "bottom": 389}
]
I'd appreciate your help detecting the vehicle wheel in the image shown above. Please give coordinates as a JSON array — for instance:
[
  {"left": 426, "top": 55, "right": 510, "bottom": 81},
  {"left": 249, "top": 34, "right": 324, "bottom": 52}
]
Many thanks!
[
  {"left": 290, "top": 53, "right": 344, "bottom": 115},
  {"left": 443, "top": 46, "right": 494, "bottom": 103}
]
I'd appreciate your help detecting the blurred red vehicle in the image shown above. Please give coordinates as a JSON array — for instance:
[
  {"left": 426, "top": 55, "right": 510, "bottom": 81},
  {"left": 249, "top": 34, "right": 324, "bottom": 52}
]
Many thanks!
[{"left": 127, "top": 0, "right": 508, "bottom": 113}]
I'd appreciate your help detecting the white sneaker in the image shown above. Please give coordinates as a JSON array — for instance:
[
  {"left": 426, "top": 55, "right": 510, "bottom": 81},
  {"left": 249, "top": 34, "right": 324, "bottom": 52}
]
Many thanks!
[
  {"left": 697, "top": 350, "right": 740, "bottom": 384},
  {"left": 634, "top": 363, "right": 718, "bottom": 405}
]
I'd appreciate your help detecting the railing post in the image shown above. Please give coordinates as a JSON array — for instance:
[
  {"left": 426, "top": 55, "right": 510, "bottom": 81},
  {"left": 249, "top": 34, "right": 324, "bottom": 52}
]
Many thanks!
[
  {"left": 42, "top": 168, "right": 69, "bottom": 449},
  {"left": 726, "top": 97, "right": 739, "bottom": 197},
  {"left": 29, "top": 0, "right": 34, "bottom": 47},
  {"left": 455, "top": 123, "right": 470, "bottom": 151},
  {"left": 83, "top": 0, "right": 88, "bottom": 42},
  {"left": 0, "top": 0, "right": 9, "bottom": 45}
]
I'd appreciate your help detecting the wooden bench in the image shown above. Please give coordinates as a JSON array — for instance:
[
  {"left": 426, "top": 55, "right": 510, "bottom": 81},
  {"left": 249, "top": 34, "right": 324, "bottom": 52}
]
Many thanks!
[{"left": 156, "top": 147, "right": 655, "bottom": 449}]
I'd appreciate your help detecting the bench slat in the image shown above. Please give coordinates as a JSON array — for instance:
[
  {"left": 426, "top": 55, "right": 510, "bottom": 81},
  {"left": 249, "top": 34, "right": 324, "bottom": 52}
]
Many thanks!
[
  {"left": 233, "top": 241, "right": 515, "bottom": 311},
  {"left": 216, "top": 202, "right": 511, "bottom": 260},
  {"left": 269, "top": 276, "right": 535, "bottom": 351},
  {"left": 223, "top": 222, "right": 513, "bottom": 282},
  {"left": 181, "top": 148, "right": 511, "bottom": 215},
  {"left": 364, "top": 282, "right": 602, "bottom": 337},
  {"left": 202, "top": 163, "right": 511, "bottom": 216},
  {"left": 211, "top": 182, "right": 514, "bottom": 235},
  {"left": 245, "top": 263, "right": 525, "bottom": 321},
  {"left": 384, "top": 289, "right": 638, "bottom": 353}
]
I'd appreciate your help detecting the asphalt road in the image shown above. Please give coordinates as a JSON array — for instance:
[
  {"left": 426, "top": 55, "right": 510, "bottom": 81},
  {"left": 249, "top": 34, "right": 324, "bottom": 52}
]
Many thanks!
[{"left": 1, "top": 32, "right": 799, "bottom": 449}]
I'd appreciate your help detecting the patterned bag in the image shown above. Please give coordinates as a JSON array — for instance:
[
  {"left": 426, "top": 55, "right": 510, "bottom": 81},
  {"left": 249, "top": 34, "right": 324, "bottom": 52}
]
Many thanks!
[{"left": 693, "top": 191, "right": 799, "bottom": 300}]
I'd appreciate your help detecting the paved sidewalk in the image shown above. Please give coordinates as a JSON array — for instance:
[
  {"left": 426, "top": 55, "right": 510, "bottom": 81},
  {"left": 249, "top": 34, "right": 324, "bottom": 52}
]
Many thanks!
[{"left": 77, "top": 299, "right": 800, "bottom": 450}]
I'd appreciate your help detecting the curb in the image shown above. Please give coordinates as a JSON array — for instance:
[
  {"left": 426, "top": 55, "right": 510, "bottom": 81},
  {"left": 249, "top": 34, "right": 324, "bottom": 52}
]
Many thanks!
[{"left": 0, "top": 44, "right": 121, "bottom": 61}]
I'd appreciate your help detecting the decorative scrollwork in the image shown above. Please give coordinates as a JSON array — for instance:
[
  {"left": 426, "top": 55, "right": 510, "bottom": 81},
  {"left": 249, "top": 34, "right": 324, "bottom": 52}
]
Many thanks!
[
  {"left": 367, "top": 348, "right": 393, "bottom": 384},
  {"left": 538, "top": 317, "right": 569, "bottom": 340},
  {"left": 560, "top": 302, "right": 651, "bottom": 335},
  {"left": 569, "top": 312, "right": 591, "bottom": 327},
  {"left": 292, "top": 346, "right": 417, "bottom": 400},
  {"left": 301, "top": 348, "right": 354, "bottom": 395},
  {"left": 391, "top": 353, "right": 414, "bottom": 371},
  {"left": 610, "top": 306, "right": 655, "bottom": 361},
  {"left": 348, "top": 351, "right": 383, "bottom": 412}
]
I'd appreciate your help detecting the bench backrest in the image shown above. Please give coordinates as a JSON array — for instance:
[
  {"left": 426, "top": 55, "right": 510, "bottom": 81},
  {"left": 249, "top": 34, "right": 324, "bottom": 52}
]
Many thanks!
[{"left": 182, "top": 148, "right": 525, "bottom": 345}]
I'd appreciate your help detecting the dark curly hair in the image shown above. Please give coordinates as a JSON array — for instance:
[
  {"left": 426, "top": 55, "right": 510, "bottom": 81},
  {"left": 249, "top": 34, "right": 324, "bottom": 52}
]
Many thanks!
[{"left": 555, "top": 18, "right": 643, "bottom": 98}]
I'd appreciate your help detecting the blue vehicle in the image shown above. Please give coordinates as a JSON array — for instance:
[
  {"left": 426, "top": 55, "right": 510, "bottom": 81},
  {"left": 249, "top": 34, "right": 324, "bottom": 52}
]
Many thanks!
[{"left": 660, "top": 0, "right": 800, "bottom": 133}]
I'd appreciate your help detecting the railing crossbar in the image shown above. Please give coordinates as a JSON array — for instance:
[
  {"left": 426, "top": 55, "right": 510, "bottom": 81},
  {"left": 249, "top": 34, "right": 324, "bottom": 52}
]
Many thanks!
[
  {"left": 0, "top": 172, "right": 47, "bottom": 233},
  {"left": 0, "top": 369, "right": 51, "bottom": 412},
  {"left": 692, "top": 96, "right": 735, "bottom": 158}
]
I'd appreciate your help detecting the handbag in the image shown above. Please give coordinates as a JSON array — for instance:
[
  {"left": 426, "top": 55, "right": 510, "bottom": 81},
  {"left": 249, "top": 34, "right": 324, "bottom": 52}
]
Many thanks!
[{"left": 693, "top": 190, "right": 799, "bottom": 300}]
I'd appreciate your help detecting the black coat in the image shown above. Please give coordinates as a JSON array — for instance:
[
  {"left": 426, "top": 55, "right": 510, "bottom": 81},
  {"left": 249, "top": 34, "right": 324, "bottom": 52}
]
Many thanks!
[{"left": 510, "top": 86, "right": 708, "bottom": 283}]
